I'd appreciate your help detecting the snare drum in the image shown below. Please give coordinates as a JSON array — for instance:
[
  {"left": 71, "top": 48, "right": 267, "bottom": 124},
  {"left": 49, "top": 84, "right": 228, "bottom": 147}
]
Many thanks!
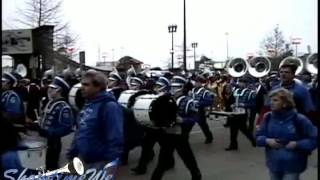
[
  {"left": 118, "top": 90, "right": 138, "bottom": 108},
  {"left": 17, "top": 140, "right": 47, "bottom": 170}
]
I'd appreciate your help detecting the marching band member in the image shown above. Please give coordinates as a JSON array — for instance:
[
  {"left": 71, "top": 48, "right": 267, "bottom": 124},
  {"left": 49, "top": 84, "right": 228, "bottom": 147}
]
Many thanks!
[
  {"left": 26, "top": 79, "right": 41, "bottom": 123},
  {"left": 107, "top": 70, "right": 127, "bottom": 100},
  {"left": 0, "top": 113, "right": 24, "bottom": 179},
  {"left": 121, "top": 75, "right": 147, "bottom": 166},
  {"left": 190, "top": 75, "right": 214, "bottom": 144},
  {"left": 145, "top": 75, "right": 200, "bottom": 180},
  {"left": 1, "top": 72, "right": 25, "bottom": 128},
  {"left": 246, "top": 77, "right": 260, "bottom": 135},
  {"left": 39, "top": 76, "right": 74, "bottom": 170},
  {"left": 131, "top": 76, "right": 170, "bottom": 175},
  {"left": 149, "top": 75, "right": 202, "bottom": 180},
  {"left": 67, "top": 70, "right": 124, "bottom": 170},
  {"left": 225, "top": 76, "right": 256, "bottom": 151},
  {"left": 299, "top": 71, "right": 313, "bottom": 90}
]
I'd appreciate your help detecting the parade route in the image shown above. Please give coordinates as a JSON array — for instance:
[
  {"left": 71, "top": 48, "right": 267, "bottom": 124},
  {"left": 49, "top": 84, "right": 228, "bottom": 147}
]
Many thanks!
[{"left": 60, "top": 116, "right": 318, "bottom": 180}]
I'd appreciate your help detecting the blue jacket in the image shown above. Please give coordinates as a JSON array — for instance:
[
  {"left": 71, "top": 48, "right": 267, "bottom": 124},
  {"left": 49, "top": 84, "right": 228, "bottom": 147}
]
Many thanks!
[
  {"left": 256, "top": 109, "right": 318, "bottom": 173},
  {"left": 271, "top": 81, "right": 315, "bottom": 115},
  {"left": 176, "top": 95, "right": 198, "bottom": 124},
  {"left": 1, "top": 90, "right": 24, "bottom": 119},
  {"left": 68, "top": 91, "right": 124, "bottom": 163},
  {"left": 191, "top": 87, "right": 213, "bottom": 108},
  {"left": 40, "top": 99, "right": 74, "bottom": 138},
  {"left": 232, "top": 87, "right": 256, "bottom": 109}
]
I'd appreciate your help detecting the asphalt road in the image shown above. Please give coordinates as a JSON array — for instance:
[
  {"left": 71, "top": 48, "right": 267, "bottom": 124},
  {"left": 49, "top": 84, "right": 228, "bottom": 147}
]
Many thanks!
[{"left": 58, "top": 116, "right": 318, "bottom": 180}]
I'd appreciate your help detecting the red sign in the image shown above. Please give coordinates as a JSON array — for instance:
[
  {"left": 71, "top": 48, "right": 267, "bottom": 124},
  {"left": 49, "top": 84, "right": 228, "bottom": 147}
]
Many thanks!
[{"left": 291, "top": 37, "right": 302, "bottom": 44}]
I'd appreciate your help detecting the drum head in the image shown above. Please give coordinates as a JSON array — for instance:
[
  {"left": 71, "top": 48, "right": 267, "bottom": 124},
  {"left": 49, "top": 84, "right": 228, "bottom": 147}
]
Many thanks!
[
  {"left": 133, "top": 94, "right": 157, "bottom": 126},
  {"left": 133, "top": 94, "right": 177, "bottom": 127},
  {"left": 17, "top": 140, "right": 47, "bottom": 170},
  {"left": 149, "top": 94, "right": 177, "bottom": 127},
  {"left": 69, "top": 83, "right": 85, "bottom": 111},
  {"left": 118, "top": 90, "right": 138, "bottom": 107}
]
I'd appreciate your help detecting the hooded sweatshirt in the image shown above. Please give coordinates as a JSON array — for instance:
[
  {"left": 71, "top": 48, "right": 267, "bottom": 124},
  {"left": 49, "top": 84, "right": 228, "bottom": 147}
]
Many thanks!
[
  {"left": 68, "top": 91, "right": 124, "bottom": 163},
  {"left": 256, "top": 109, "right": 317, "bottom": 173}
]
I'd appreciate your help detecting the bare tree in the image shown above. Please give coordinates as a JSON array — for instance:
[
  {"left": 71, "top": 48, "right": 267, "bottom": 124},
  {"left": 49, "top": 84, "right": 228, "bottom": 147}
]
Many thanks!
[
  {"left": 14, "top": 0, "right": 78, "bottom": 52},
  {"left": 260, "top": 24, "right": 288, "bottom": 57}
]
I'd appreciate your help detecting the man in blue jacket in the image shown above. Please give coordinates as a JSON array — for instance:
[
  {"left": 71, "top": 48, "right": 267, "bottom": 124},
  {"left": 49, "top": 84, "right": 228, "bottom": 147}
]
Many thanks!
[
  {"left": 68, "top": 70, "right": 124, "bottom": 170},
  {"left": 272, "top": 63, "right": 316, "bottom": 125}
]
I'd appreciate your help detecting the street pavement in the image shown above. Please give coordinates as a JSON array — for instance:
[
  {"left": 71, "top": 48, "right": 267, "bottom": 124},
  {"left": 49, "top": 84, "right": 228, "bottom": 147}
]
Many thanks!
[{"left": 59, "top": 116, "right": 318, "bottom": 180}]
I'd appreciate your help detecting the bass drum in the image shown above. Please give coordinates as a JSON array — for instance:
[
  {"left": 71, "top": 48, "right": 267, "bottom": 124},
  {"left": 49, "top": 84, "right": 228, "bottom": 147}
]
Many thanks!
[
  {"left": 68, "top": 83, "right": 85, "bottom": 111},
  {"left": 118, "top": 90, "right": 138, "bottom": 108},
  {"left": 133, "top": 94, "right": 177, "bottom": 128}
]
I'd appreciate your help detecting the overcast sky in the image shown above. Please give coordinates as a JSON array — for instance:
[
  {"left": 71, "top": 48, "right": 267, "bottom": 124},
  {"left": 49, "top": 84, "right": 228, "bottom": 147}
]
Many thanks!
[{"left": 2, "top": 0, "right": 318, "bottom": 69}]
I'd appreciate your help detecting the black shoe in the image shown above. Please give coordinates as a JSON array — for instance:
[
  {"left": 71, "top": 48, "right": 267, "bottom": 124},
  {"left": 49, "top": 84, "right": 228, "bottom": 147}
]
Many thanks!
[
  {"left": 191, "top": 173, "right": 202, "bottom": 180},
  {"left": 223, "top": 123, "right": 230, "bottom": 128},
  {"left": 225, "top": 146, "right": 238, "bottom": 151},
  {"left": 164, "top": 163, "right": 175, "bottom": 170},
  {"left": 204, "top": 137, "right": 213, "bottom": 144},
  {"left": 131, "top": 167, "right": 147, "bottom": 175},
  {"left": 251, "top": 141, "right": 256, "bottom": 147}
]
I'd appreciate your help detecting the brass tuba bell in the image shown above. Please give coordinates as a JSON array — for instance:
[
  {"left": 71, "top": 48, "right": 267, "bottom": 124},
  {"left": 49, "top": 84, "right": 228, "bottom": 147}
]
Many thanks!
[
  {"left": 226, "top": 57, "right": 248, "bottom": 77},
  {"left": 279, "top": 56, "right": 304, "bottom": 75},
  {"left": 247, "top": 56, "right": 271, "bottom": 78},
  {"left": 305, "top": 53, "right": 318, "bottom": 74}
]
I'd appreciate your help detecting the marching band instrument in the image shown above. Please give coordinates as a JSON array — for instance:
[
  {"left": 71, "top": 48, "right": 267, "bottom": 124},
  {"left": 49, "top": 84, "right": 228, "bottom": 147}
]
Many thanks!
[
  {"left": 306, "top": 53, "right": 318, "bottom": 74},
  {"left": 247, "top": 56, "right": 271, "bottom": 78},
  {"left": 31, "top": 157, "right": 84, "bottom": 179},
  {"left": 132, "top": 94, "right": 159, "bottom": 126},
  {"left": 133, "top": 94, "right": 177, "bottom": 128},
  {"left": 226, "top": 58, "right": 248, "bottom": 77},
  {"left": 210, "top": 110, "right": 246, "bottom": 116},
  {"left": 126, "top": 66, "right": 136, "bottom": 89},
  {"left": 279, "top": 56, "right": 304, "bottom": 75},
  {"left": 68, "top": 83, "right": 84, "bottom": 111},
  {"left": 15, "top": 64, "right": 28, "bottom": 77},
  {"left": 17, "top": 140, "right": 47, "bottom": 170},
  {"left": 118, "top": 90, "right": 139, "bottom": 107}
]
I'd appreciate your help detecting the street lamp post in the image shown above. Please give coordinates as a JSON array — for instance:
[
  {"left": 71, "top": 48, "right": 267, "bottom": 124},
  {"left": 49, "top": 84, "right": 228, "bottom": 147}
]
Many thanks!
[
  {"left": 191, "top": 42, "right": 198, "bottom": 70},
  {"left": 183, "top": 0, "right": 187, "bottom": 72},
  {"left": 168, "top": 24, "right": 177, "bottom": 70},
  {"left": 225, "top": 32, "right": 229, "bottom": 60},
  {"left": 291, "top": 37, "right": 301, "bottom": 57}
]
